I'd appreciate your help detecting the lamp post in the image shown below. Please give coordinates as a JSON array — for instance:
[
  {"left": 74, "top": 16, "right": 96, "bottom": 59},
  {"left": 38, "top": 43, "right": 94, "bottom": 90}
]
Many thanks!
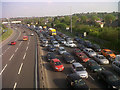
[{"left": 70, "top": 6, "right": 72, "bottom": 33}]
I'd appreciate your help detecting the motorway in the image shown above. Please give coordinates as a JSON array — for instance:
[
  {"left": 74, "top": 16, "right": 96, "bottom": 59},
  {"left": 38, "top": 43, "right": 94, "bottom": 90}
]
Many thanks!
[
  {"left": 38, "top": 30, "right": 120, "bottom": 89},
  {"left": 1, "top": 25, "right": 36, "bottom": 88},
  {"left": 1, "top": 25, "right": 120, "bottom": 89}
]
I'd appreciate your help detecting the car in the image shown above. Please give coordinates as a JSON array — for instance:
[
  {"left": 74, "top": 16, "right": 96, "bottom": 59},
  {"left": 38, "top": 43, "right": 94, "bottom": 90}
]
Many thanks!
[
  {"left": 41, "top": 38, "right": 48, "bottom": 43},
  {"left": 74, "top": 37, "right": 81, "bottom": 42},
  {"left": 86, "top": 60, "right": 103, "bottom": 72},
  {"left": 97, "top": 70, "right": 120, "bottom": 89},
  {"left": 31, "top": 33, "right": 34, "bottom": 36},
  {"left": 77, "top": 52, "right": 90, "bottom": 63},
  {"left": 52, "top": 41, "right": 60, "bottom": 47},
  {"left": 65, "top": 42, "right": 77, "bottom": 47},
  {"left": 84, "top": 40, "right": 93, "bottom": 48},
  {"left": 101, "top": 49, "right": 116, "bottom": 62},
  {"left": 78, "top": 44, "right": 86, "bottom": 51},
  {"left": 50, "top": 58, "right": 64, "bottom": 72},
  {"left": 73, "top": 48, "right": 82, "bottom": 56},
  {"left": 91, "top": 44, "right": 101, "bottom": 52},
  {"left": 46, "top": 52, "right": 57, "bottom": 62},
  {"left": 42, "top": 42, "right": 48, "bottom": 47},
  {"left": 93, "top": 54, "right": 109, "bottom": 65},
  {"left": 58, "top": 47, "right": 67, "bottom": 54},
  {"left": 71, "top": 62, "right": 88, "bottom": 79},
  {"left": 66, "top": 73, "right": 89, "bottom": 89},
  {"left": 65, "top": 37, "right": 73, "bottom": 43},
  {"left": 11, "top": 41, "right": 16, "bottom": 45},
  {"left": 47, "top": 45, "right": 56, "bottom": 52},
  {"left": 115, "top": 55, "right": 120, "bottom": 61},
  {"left": 62, "top": 52, "right": 75, "bottom": 64},
  {"left": 112, "top": 61, "right": 120, "bottom": 74},
  {"left": 60, "top": 39, "right": 66, "bottom": 44},
  {"left": 83, "top": 48, "right": 97, "bottom": 58}
]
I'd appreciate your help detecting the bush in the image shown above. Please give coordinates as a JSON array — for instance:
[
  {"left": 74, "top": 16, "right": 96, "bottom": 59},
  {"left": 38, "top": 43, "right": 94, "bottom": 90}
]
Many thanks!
[{"left": 55, "top": 23, "right": 67, "bottom": 30}]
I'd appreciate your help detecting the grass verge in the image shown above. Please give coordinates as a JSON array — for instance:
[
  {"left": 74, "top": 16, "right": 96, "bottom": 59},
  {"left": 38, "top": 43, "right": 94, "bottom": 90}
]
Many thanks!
[{"left": 0, "top": 29, "right": 13, "bottom": 43}]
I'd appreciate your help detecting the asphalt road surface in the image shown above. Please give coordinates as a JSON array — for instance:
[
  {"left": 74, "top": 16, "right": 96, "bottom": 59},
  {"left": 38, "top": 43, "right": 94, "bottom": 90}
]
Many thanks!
[{"left": 1, "top": 25, "right": 36, "bottom": 88}]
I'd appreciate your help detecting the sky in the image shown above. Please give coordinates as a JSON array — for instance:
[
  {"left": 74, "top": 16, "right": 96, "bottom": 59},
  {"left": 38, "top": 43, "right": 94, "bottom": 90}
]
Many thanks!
[{"left": 1, "top": 0, "right": 119, "bottom": 18}]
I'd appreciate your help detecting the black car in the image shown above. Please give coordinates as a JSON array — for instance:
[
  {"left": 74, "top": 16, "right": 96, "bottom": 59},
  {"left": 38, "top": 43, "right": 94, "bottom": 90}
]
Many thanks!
[
  {"left": 91, "top": 44, "right": 101, "bottom": 52},
  {"left": 86, "top": 60, "right": 103, "bottom": 72},
  {"left": 78, "top": 39, "right": 85, "bottom": 45},
  {"left": 78, "top": 44, "right": 86, "bottom": 50},
  {"left": 74, "top": 37, "right": 80, "bottom": 42},
  {"left": 97, "top": 70, "right": 120, "bottom": 89},
  {"left": 47, "top": 45, "right": 56, "bottom": 52},
  {"left": 62, "top": 52, "right": 75, "bottom": 64},
  {"left": 46, "top": 52, "right": 57, "bottom": 62},
  {"left": 84, "top": 40, "right": 93, "bottom": 48},
  {"left": 66, "top": 73, "right": 89, "bottom": 89}
]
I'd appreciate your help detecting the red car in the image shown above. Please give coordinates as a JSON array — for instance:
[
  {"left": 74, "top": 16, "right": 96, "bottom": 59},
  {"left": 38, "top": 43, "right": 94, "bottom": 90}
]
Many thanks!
[
  {"left": 11, "top": 41, "right": 16, "bottom": 45},
  {"left": 73, "top": 48, "right": 82, "bottom": 57},
  {"left": 77, "top": 52, "right": 90, "bottom": 62},
  {"left": 50, "top": 59, "right": 64, "bottom": 72}
]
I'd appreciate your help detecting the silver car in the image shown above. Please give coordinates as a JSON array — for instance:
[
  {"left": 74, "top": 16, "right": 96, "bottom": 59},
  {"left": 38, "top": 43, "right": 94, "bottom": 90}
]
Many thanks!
[
  {"left": 112, "top": 61, "right": 120, "bottom": 74},
  {"left": 93, "top": 54, "right": 109, "bottom": 64},
  {"left": 71, "top": 62, "right": 88, "bottom": 79},
  {"left": 52, "top": 41, "right": 60, "bottom": 47},
  {"left": 83, "top": 48, "right": 97, "bottom": 57},
  {"left": 58, "top": 47, "right": 67, "bottom": 54}
]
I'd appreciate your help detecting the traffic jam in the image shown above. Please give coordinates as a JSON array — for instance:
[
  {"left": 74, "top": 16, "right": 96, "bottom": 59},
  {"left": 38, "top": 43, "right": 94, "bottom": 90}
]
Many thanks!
[{"left": 34, "top": 26, "right": 120, "bottom": 89}]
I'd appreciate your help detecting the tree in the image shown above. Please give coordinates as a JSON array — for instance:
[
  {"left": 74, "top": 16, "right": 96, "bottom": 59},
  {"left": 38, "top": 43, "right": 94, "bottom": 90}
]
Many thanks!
[
  {"left": 80, "top": 16, "right": 87, "bottom": 23},
  {"left": 55, "top": 23, "right": 66, "bottom": 30},
  {"left": 104, "top": 14, "right": 116, "bottom": 26}
]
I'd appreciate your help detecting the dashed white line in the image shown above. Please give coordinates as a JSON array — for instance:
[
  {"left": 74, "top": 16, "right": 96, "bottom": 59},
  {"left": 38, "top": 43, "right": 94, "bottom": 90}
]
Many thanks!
[
  {"left": 0, "top": 64, "right": 7, "bottom": 75},
  {"left": 9, "top": 54, "right": 14, "bottom": 61},
  {"left": 15, "top": 48, "right": 18, "bottom": 52},
  {"left": 89, "top": 75, "right": 95, "bottom": 81},
  {"left": 19, "top": 42, "right": 22, "bottom": 46},
  {"left": 13, "top": 82, "right": 17, "bottom": 89},
  {"left": 27, "top": 42, "right": 29, "bottom": 45},
  {"left": 26, "top": 46, "right": 28, "bottom": 51},
  {"left": 18, "top": 63, "right": 23, "bottom": 75},
  {"left": 23, "top": 52, "right": 26, "bottom": 60}
]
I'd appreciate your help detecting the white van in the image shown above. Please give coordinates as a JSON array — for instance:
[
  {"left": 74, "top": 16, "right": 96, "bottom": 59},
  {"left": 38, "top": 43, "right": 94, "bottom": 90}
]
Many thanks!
[{"left": 112, "top": 61, "right": 120, "bottom": 74}]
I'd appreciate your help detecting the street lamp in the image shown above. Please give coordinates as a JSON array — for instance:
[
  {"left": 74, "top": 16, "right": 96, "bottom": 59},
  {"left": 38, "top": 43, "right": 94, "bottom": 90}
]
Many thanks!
[{"left": 70, "top": 6, "right": 72, "bottom": 33}]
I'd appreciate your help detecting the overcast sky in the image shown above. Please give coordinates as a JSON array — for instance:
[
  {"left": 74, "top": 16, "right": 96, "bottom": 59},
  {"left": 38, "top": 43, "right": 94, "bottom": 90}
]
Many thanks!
[{"left": 1, "top": 0, "right": 119, "bottom": 18}]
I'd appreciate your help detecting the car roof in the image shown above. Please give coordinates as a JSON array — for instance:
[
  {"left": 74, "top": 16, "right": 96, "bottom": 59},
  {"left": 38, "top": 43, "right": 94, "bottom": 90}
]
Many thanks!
[
  {"left": 52, "top": 59, "right": 60, "bottom": 62},
  {"left": 88, "top": 59, "right": 96, "bottom": 63},
  {"left": 102, "top": 49, "right": 111, "bottom": 51},
  {"left": 85, "top": 48, "right": 92, "bottom": 50},
  {"left": 68, "top": 73, "right": 81, "bottom": 81},
  {"left": 100, "top": 70, "right": 114, "bottom": 76},
  {"left": 59, "top": 47, "right": 64, "bottom": 49},
  {"left": 72, "top": 62, "right": 83, "bottom": 67}
]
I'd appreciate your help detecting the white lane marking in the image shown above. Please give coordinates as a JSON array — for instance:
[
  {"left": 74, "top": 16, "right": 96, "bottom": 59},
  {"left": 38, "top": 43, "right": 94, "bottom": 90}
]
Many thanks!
[
  {"left": 15, "top": 48, "right": 18, "bottom": 52},
  {"left": 26, "top": 46, "right": 28, "bottom": 51},
  {"left": 13, "top": 82, "right": 17, "bottom": 89},
  {"left": 89, "top": 75, "right": 95, "bottom": 81},
  {"left": 2, "top": 46, "right": 10, "bottom": 55},
  {"left": 28, "top": 42, "right": 29, "bottom": 45},
  {"left": 15, "top": 29, "right": 21, "bottom": 41},
  {"left": 9, "top": 54, "right": 14, "bottom": 61},
  {"left": 0, "top": 64, "right": 7, "bottom": 75},
  {"left": 18, "top": 63, "right": 23, "bottom": 75},
  {"left": 19, "top": 42, "right": 22, "bottom": 46},
  {"left": 23, "top": 52, "right": 26, "bottom": 60}
]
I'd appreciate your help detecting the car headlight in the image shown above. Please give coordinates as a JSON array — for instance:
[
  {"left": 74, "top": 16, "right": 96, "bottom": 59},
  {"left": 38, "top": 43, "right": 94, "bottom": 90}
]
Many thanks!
[
  {"left": 62, "top": 67, "right": 64, "bottom": 69},
  {"left": 55, "top": 67, "right": 58, "bottom": 69},
  {"left": 113, "top": 86, "right": 117, "bottom": 88}
]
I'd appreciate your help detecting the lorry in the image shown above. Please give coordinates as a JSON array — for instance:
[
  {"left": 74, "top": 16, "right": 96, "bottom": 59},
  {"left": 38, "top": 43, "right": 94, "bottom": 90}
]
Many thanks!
[{"left": 48, "top": 28, "right": 56, "bottom": 36}]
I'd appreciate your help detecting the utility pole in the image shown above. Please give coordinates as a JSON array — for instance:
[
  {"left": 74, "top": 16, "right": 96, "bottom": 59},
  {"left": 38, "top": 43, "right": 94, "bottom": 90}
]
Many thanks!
[{"left": 70, "top": 6, "right": 72, "bottom": 33}]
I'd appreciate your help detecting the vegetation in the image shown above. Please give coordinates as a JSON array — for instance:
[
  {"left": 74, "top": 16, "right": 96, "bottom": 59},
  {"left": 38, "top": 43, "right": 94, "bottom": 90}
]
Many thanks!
[
  {"left": 22, "top": 12, "right": 120, "bottom": 53},
  {"left": 0, "top": 25, "right": 13, "bottom": 42}
]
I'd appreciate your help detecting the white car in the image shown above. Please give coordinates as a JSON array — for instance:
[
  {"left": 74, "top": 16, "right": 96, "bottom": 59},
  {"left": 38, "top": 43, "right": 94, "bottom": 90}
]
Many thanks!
[
  {"left": 65, "top": 42, "right": 77, "bottom": 47},
  {"left": 71, "top": 62, "right": 88, "bottom": 79},
  {"left": 93, "top": 54, "right": 109, "bottom": 64},
  {"left": 58, "top": 47, "right": 67, "bottom": 54},
  {"left": 31, "top": 33, "right": 34, "bottom": 36},
  {"left": 60, "top": 39, "right": 66, "bottom": 44},
  {"left": 83, "top": 48, "right": 97, "bottom": 57},
  {"left": 52, "top": 41, "right": 60, "bottom": 47}
]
